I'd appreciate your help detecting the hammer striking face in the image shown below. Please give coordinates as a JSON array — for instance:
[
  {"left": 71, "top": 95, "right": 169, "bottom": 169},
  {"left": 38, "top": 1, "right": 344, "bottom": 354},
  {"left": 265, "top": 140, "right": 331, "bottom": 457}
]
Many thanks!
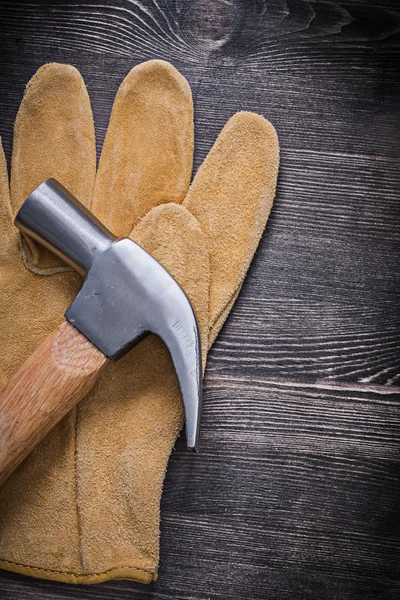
[{"left": 0, "top": 179, "right": 202, "bottom": 486}]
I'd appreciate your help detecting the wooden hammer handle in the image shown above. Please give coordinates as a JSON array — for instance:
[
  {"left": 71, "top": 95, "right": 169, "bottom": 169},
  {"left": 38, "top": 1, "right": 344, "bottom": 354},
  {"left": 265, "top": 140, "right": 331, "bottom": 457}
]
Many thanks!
[{"left": 0, "top": 321, "right": 108, "bottom": 487}]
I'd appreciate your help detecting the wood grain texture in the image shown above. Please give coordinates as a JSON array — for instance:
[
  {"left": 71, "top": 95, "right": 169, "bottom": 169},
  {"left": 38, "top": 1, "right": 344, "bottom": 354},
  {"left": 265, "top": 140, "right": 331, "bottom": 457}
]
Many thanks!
[
  {"left": 0, "top": 321, "right": 108, "bottom": 487},
  {"left": 0, "top": 0, "right": 399, "bottom": 599}
]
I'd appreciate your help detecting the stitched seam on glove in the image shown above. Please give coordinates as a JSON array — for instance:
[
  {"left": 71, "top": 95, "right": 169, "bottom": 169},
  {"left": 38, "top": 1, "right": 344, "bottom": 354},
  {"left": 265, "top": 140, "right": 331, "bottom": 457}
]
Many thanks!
[
  {"left": 0, "top": 558, "right": 155, "bottom": 577},
  {"left": 21, "top": 236, "right": 75, "bottom": 275}
]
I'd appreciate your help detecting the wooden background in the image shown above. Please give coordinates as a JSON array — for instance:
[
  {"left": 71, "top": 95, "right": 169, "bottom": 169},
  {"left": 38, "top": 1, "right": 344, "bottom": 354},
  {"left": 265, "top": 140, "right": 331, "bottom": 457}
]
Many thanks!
[{"left": 0, "top": 0, "right": 399, "bottom": 598}]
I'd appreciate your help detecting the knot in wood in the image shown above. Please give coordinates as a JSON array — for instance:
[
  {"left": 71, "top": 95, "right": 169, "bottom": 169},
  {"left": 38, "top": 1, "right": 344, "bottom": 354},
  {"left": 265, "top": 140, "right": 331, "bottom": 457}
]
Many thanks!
[{"left": 181, "top": 0, "right": 243, "bottom": 48}]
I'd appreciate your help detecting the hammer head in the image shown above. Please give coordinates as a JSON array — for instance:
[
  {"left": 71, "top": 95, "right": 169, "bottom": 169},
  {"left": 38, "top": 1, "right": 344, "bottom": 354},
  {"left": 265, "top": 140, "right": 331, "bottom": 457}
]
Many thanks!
[{"left": 15, "top": 179, "right": 202, "bottom": 450}]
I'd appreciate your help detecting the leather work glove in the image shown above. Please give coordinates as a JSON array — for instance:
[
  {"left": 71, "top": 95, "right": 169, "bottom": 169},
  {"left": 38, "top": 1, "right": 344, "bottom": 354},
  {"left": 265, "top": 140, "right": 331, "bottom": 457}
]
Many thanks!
[{"left": 0, "top": 61, "right": 279, "bottom": 584}]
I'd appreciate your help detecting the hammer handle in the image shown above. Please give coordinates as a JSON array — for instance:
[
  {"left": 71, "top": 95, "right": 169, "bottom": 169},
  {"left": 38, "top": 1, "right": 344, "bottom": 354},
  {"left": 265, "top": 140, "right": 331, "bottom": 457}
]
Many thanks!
[{"left": 0, "top": 321, "right": 108, "bottom": 487}]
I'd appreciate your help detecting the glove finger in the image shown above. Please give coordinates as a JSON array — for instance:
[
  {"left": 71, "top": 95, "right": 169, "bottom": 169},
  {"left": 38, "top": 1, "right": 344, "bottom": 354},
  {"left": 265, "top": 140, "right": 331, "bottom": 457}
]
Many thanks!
[
  {"left": 209, "top": 287, "right": 240, "bottom": 348},
  {"left": 132, "top": 203, "right": 209, "bottom": 359},
  {"left": 183, "top": 111, "right": 279, "bottom": 340},
  {"left": 0, "top": 140, "right": 17, "bottom": 269},
  {"left": 10, "top": 63, "right": 96, "bottom": 269},
  {"left": 74, "top": 204, "right": 209, "bottom": 582},
  {"left": 92, "top": 60, "right": 194, "bottom": 237}
]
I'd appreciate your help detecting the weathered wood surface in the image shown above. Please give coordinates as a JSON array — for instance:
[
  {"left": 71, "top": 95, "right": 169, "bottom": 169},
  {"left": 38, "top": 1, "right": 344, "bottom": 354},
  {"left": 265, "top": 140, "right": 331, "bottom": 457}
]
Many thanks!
[{"left": 0, "top": 1, "right": 399, "bottom": 599}]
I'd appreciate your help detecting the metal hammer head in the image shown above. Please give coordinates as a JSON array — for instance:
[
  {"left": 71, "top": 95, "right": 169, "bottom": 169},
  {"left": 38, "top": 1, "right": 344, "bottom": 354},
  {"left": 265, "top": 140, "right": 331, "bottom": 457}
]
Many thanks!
[{"left": 15, "top": 179, "right": 202, "bottom": 450}]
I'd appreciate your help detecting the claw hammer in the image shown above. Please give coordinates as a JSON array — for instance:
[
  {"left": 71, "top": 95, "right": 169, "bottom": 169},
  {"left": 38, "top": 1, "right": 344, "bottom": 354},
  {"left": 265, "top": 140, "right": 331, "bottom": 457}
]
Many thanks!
[{"left": 0, "top": 179, "right": 202, "bottom": 486}]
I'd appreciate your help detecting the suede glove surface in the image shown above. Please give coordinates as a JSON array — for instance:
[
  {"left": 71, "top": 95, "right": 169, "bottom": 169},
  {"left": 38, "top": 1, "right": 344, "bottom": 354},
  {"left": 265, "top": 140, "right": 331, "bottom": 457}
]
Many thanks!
[{"left": 0, "top": 60, "right": 279, "bottom": 584}]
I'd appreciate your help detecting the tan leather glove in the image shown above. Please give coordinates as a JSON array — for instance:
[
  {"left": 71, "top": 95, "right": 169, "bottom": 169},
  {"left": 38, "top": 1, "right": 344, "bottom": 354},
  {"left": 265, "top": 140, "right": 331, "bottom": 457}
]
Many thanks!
[{"left": 0, "top": 61, "right": 279, "bottom": 584}]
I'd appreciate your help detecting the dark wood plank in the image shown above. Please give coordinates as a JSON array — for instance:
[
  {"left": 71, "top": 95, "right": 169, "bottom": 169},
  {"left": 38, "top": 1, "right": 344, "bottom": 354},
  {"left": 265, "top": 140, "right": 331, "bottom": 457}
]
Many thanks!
[
  {"left": 0, "top": 1, "right": 399, "bottom": 599},
  {"left": 211, "top": 147, "right": 400, "bottom": 384}
]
